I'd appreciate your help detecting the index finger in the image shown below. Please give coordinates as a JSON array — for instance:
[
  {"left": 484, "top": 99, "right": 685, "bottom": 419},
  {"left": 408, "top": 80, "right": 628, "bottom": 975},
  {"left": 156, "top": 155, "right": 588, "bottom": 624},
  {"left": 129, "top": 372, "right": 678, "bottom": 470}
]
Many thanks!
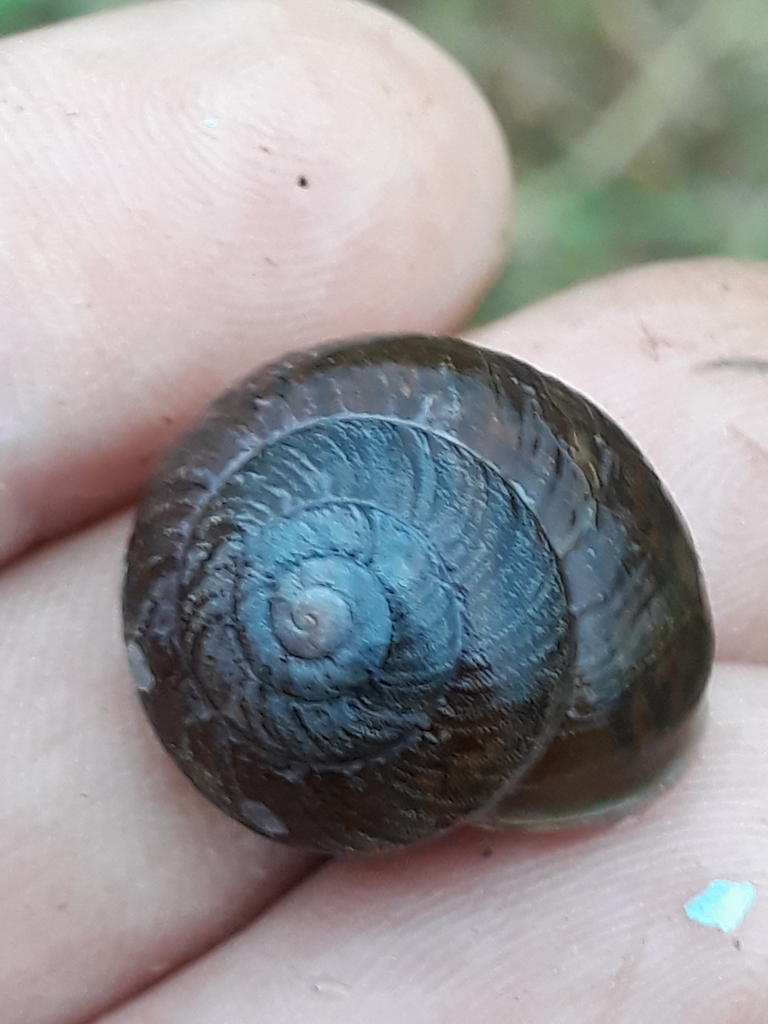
[{"left": 0, "top": 0, "right": 512, "bottom": 565}]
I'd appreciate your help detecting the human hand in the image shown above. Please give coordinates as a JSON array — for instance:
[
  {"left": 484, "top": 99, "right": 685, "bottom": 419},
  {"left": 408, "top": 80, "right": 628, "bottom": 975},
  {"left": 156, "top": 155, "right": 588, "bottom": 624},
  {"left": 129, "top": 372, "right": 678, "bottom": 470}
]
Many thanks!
[{"left": 1, "top": 1, "right": 766, "bottom": 1021}]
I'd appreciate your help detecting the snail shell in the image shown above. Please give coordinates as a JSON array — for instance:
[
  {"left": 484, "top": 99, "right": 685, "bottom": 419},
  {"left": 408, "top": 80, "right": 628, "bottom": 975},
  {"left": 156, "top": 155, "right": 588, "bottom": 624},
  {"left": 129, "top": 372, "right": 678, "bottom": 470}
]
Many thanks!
[{"left": 123, "top": 335, "right": 713, "bottom": 853}]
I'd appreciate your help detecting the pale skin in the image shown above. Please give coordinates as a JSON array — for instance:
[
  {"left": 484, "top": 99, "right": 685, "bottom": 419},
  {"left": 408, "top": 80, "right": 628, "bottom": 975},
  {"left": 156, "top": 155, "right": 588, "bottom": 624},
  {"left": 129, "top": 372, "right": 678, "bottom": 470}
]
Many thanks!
[{"left": 1, "top": 0, "right": 767, "bottom": 1020}]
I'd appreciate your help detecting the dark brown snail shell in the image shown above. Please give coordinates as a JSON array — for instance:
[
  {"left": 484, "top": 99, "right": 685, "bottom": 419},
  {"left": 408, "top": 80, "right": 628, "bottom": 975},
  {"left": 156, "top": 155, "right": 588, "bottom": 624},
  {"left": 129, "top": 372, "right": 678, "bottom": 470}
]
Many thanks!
[{"left": 123, "top": 335, "right": 713, "bottom": 854}]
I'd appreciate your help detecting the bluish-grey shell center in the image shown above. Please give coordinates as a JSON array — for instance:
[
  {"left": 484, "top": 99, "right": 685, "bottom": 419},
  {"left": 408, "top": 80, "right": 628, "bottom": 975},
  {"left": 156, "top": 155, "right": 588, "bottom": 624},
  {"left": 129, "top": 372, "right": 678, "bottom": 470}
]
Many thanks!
[
  {"left": 240, "top": 510, "right": 462, "bottom": 707},
  {"left": 184, "top": 415, "right": 568, "bottom": 772},
  {"left": 271, "top": 567, "right": 357, "bottom": 659}
]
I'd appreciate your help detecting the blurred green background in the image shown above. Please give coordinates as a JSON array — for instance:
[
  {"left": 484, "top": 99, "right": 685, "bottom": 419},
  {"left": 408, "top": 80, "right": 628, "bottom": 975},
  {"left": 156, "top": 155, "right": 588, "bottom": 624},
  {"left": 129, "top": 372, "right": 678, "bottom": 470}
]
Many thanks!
[{"left": 3, "top": 0, "right": 768, "bottom": 319}]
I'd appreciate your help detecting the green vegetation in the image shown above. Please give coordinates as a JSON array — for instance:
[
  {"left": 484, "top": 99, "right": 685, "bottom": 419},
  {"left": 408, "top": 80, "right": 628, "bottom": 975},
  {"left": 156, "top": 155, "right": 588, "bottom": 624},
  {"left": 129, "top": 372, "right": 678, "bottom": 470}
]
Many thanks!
[{"left": 3, "top": 0, "right": 768, "bottom": 317}]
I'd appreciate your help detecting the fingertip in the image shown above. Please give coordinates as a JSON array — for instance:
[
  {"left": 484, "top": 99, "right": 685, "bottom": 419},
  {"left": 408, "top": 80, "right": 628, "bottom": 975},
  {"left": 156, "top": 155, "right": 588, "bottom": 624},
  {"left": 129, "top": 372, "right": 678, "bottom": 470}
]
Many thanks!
[{"left": 0, "top": 0, "right": 513, "bottom": 564}]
